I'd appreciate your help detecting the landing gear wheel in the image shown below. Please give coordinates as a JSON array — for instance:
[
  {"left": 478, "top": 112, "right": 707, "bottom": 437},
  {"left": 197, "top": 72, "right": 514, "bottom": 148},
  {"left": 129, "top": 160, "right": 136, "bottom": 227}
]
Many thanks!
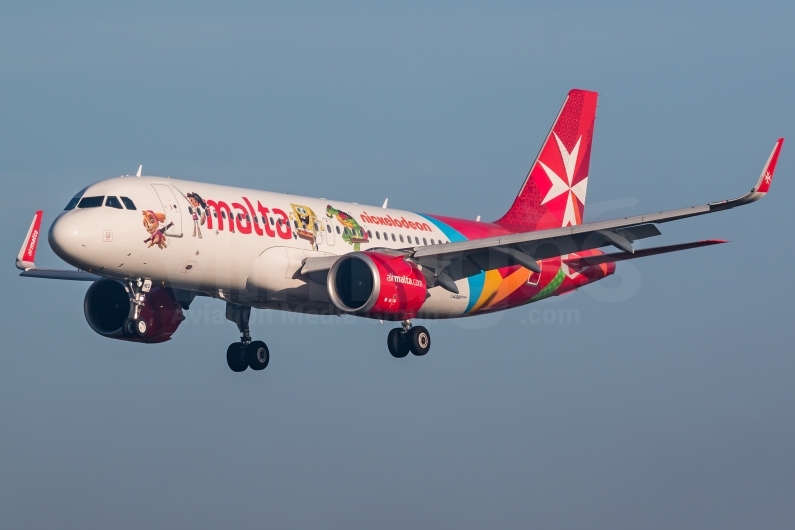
[
  {"left": 387, "top": 328, "right": 409, "bottom": 358},
  {"left": 123, "top": 318, "right": 136, "bottom": 337},
  {"left": 246, "top": 340, "right": 270, "bottom": 371},
  {"left": 226, "top": 343, "right": 248, "bottom": 372},
  {"left": 408, "top": 326, "right": 431, "bottom": 356},
  {"left": 133, "top": 318, "right": 148, "bottom": 338}
]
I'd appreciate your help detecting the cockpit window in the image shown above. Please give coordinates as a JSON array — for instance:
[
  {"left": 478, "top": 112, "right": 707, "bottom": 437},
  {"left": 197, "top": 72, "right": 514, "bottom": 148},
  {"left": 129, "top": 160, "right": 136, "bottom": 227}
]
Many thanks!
[
  {"left": 120, "top": 197, "right": 136, "bottom": 210},
  {"left": 105, "top": 196, "right": 123, "bottom": 209},
  {"left": 64, "top": 187, "right": 88, "bottom": 210},
  {"left": 77, "top": 196, "right": 104, "bottom": 208}
]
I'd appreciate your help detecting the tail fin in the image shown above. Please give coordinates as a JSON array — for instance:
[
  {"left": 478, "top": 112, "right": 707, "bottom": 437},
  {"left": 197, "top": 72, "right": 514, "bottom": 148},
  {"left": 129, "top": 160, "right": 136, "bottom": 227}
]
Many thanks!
[{"left": 496, "top": 89, "right": 598, "bottom": 231}]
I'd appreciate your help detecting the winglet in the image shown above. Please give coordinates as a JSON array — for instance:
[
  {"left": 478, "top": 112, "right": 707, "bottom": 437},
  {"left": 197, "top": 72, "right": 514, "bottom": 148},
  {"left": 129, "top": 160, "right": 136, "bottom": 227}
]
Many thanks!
[
  {"left": 752, "top": 138, "right": 783, "bottom": 195},
  {"left": 711, "top": 138, "right": 784, "bottom": 210},
  {"left": 16, "top": 210, "right": 43, "bottom": 270}
]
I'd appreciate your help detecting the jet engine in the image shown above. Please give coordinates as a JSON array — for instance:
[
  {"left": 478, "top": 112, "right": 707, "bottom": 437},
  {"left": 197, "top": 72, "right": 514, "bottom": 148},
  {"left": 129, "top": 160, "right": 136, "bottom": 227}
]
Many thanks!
[
  {"left": 327, "top": 252, "right": 427, "bottom": 320},
  {"left": 83, "top": 279, "right": 185, "bottom": 343}
]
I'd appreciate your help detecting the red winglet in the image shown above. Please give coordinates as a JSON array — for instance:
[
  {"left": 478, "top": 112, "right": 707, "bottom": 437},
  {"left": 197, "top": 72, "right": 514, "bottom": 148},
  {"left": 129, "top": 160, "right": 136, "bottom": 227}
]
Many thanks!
[
  {"left": 753, "top": 138, "right": 784, "bottom": 195},
  {"left": 16, "top": 210, "right": 43, "bottom": 270}
]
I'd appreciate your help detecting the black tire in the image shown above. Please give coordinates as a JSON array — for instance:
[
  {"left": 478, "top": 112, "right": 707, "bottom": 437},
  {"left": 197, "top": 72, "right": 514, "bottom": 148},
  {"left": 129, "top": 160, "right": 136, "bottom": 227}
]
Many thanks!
[
  {"left": 133, "top": 318, "right": 148, "bottom": 338},
  {"left": 246, "top": 340, "right": 270, "bottom": 371},
  {"left": 408, "top": 326, "right": 431, "bottom": 356},
  {"left": 123, "top": 318, "right": 136, "bottom": 337},
  {"left": 387, "top": 328, "right": 409, "bottom": 358},
  {"left": 226, "top": 343, "right": 248, "bottom": 372}
]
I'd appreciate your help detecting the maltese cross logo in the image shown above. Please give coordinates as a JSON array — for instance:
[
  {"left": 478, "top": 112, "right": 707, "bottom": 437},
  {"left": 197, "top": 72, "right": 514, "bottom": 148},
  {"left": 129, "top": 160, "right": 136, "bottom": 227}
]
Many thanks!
[
  {"left": 539, "top": 133, "right": 588, "bottom": 227},
  {"left": 764, "top": 171, "right": 772, "bottom": 185}
]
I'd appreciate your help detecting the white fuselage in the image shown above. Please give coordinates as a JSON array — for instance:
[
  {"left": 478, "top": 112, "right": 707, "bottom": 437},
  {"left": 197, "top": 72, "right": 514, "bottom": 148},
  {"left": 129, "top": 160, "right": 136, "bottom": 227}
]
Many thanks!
[{"left": 49, "top": 176, "right": 475, "bottom": 318}]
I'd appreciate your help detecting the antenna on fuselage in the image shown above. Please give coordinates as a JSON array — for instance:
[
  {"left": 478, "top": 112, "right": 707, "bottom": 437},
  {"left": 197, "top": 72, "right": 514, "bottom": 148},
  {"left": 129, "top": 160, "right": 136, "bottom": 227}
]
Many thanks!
[
  {"left": 382, "top": 198, "right": 388, "bottom": 209},
  {"left": 136, "top": 165, "right": 142, "bottom": 177}
]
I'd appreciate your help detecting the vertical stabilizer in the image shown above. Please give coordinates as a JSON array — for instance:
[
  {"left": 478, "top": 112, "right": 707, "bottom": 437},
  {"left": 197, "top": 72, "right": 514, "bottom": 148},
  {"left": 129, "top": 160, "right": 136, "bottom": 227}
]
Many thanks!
[{"left": 496, "top": 89, "right": 598, "bottom": 231}]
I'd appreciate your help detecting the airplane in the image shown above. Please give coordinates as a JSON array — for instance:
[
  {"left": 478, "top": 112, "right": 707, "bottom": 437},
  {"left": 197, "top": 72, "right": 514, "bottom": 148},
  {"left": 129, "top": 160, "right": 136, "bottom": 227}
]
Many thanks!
[{"left": 15, "top": 89, "right": 783, "bottom": 373}]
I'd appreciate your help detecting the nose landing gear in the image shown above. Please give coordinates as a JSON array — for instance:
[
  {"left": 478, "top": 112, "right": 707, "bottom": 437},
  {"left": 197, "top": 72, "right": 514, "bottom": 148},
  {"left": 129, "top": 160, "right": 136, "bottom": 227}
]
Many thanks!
[
  {"left": 225, "top": 303, "right": 270, "bottom": 373},
  {"left": 387, "top": 320, "right": 431, "bottom": 358}
]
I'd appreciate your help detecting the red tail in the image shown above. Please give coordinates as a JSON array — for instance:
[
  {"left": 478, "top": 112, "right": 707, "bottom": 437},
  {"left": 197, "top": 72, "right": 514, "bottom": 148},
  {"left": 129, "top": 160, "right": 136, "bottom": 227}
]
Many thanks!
[{"left": 496, "top": 89, "right": 598, "bottom": 231}]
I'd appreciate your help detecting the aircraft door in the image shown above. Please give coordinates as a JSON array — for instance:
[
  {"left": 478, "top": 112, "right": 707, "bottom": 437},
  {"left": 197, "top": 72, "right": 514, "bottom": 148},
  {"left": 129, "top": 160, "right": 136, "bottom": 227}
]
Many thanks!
[{"left": 151, "top": 184, "right": 183, "bottom": 237}]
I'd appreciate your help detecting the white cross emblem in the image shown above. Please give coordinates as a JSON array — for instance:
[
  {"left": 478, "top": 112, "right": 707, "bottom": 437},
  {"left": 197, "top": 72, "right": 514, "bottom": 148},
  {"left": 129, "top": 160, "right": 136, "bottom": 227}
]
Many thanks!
[{"left": 539, "top": 133, "right": 588, "bottom": 227}]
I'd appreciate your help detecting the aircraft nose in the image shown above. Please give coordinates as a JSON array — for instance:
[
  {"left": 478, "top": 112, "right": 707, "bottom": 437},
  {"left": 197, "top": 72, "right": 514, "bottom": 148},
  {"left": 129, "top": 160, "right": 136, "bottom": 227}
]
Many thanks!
[{"left": 49, "top": 212, "right": 90, "bottom": 268}]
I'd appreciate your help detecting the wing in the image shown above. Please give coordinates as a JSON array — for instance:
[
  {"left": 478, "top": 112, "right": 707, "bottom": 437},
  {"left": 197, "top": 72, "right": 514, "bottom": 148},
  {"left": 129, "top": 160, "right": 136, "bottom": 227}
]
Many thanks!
[
  {"left": 301, "top": 139, "right": 782, "bottom": 293},
  {"left": 409, "top": 139, "right": 783, "bottom": 292},
  {"left": 15, "top": 211, "right": 102, "bottom": 281}
]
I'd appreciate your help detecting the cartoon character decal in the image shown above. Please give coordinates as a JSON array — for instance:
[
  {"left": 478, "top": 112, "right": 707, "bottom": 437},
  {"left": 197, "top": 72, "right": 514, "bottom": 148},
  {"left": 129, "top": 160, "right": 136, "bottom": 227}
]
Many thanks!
[
  {"left": 142, "top": 210, "right": 172, "bottom": 249},
  {"left": 289, "top": 203, "right": 320, "bottom": 249},
  {"left": 185, "top": 192, "right": 207, "bottom": 238},
  {"left": 326, "top": 205, "right": 368, "bottom": 251}
]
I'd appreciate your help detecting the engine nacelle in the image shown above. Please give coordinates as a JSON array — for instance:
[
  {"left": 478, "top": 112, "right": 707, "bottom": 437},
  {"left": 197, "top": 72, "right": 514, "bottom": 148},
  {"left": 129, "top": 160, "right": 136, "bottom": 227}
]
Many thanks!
[
  {"left": 83, "top": 279, "right": 185, "bottom": 343},
  {"left": 327, "top": 252, "right": 427, "bottom": 320}
]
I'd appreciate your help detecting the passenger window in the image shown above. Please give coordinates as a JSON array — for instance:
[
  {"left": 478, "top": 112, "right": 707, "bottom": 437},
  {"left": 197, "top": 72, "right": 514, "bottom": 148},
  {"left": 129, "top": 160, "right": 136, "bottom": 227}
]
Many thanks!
[
  {"left": 222, "top": 211, "right": 227, "bottom": 219},
  {"left": 120, "top": 196, "right": 136, "bottom": 210},
  {"left": 399, "top": 235, "right": 404, "bottom": 243},
  {"left": 64, "top": 187, "right": 88, "bottom": 210},
  {"left": 77, "top": 196, "right": 104, "bottom": 208},
  {"left": 270, "top": 217, "right": 274, "bottom": 225},
  {"left": 391, "top": 234, "right": 395, "bottom": 241},
  {"left": 105, "top": 196, "right": 123, "bottom": 209},
  {"left": 336, "top": 226, "right": 340, "bottom": 234},
  {"left": 367, "top": 230, "right": 372, "bottom": 238},
  {"left": 430, "top": 239, "right": 435, "bottom": 245},
  {"left": 213, "top": 211, "right": 217, "bottom": 218},
  {"left": 415, "top": 237, "right": 420, "bottom": 245},
  {"left": 376, "top": 232, "right": 381, "bottom": 240},
  {"left": 423, "top": 238, "right": 427, "bottom": 245}
]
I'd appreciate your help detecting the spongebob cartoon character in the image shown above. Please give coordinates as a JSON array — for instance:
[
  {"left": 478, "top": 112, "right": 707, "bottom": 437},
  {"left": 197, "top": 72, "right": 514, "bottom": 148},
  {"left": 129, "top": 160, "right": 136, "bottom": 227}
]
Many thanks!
[
  {"left": 326, "top": 205, "right": 368, "bottom": 251},
  {"left": 289, "top": 203, "right": 320, "bottom": 249}
]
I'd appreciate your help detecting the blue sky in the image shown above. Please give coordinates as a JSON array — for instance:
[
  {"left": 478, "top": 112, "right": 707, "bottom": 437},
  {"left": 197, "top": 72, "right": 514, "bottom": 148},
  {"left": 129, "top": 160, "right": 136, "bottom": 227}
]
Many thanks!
[{"left": 2, "top": 2, "right": 794, "bottom": 528}]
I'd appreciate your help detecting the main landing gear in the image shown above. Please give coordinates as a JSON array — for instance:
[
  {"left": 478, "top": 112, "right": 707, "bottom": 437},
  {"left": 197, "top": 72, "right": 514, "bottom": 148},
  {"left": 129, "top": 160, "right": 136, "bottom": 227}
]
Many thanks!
[
  {"left": 122, "top": 278, "right": 152, "bottom": 339},
  {"left": 225, "top": 303, "right": 269, "bottom": 373},
  {"left": 387, "top": 320, "right": 431, "bottom": 358}
]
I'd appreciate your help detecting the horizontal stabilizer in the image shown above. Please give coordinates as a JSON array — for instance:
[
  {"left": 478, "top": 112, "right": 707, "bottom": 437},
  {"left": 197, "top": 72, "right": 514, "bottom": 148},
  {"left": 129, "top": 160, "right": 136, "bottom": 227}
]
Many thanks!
[{"left": 563, "top": 240, "right": 727, "bottom": 270}]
